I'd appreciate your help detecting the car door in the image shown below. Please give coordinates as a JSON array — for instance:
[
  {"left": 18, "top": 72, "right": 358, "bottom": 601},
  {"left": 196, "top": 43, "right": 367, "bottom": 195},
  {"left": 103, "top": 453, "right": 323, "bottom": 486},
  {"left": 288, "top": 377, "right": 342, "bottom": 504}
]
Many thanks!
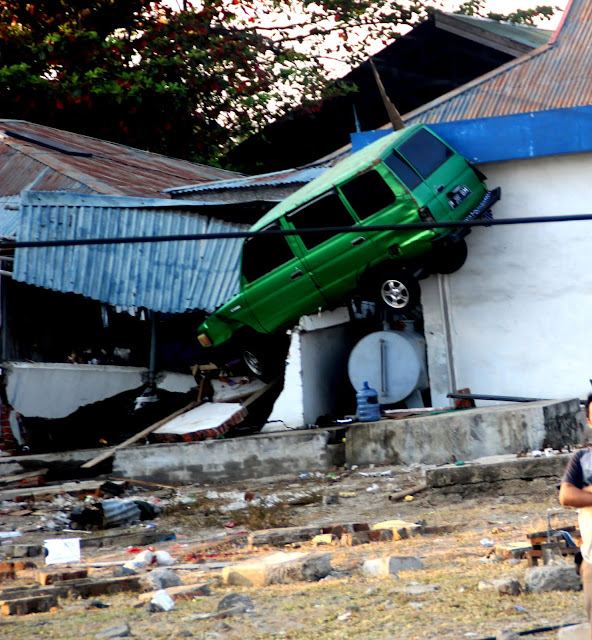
[
  {"left": 285, "top": 190, "right": 376, "bottom": 305},
  {"left": 240, "top": 223, "right": 324, "bottom": 334},
  {"left": 337, "top": 167, "right": 429, "bottom": 262}
]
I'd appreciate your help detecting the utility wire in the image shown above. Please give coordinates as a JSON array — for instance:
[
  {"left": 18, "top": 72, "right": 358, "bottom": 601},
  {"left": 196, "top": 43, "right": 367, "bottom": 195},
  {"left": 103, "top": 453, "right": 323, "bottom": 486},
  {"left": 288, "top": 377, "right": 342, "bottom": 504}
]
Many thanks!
[{"left": 3, "top": 213, "right": 592, "bottom": 249}]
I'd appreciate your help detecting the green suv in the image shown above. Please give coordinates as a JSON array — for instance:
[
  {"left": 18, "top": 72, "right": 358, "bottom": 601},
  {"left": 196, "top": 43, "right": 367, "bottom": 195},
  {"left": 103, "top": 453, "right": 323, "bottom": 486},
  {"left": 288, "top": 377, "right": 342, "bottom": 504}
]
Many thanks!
[{"left": 198, "top": 124, "right": 500, "bottom": 376}]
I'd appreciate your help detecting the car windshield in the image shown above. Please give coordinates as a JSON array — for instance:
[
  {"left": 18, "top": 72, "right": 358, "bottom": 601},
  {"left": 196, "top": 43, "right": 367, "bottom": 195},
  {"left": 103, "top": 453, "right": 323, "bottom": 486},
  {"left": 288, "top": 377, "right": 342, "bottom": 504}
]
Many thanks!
[
  {"left": 242, "top": 224, "right": 295, "bottom": 283},
  {"left": 397, "top": 128, "right": 453, "bottom": 179}
]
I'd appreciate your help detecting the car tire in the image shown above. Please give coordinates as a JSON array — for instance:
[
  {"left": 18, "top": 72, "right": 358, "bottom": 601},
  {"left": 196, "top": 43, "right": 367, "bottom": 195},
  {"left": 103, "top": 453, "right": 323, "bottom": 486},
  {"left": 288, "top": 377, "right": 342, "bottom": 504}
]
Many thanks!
[
  {"left": 428, "top": 239, "right": 468, "bottom": 275},
  {"left": 241, "top": 333, "right": 288, "bottom": 382},
  {"left": 374, "top": 269, "right": 420, "bottom": 314}
]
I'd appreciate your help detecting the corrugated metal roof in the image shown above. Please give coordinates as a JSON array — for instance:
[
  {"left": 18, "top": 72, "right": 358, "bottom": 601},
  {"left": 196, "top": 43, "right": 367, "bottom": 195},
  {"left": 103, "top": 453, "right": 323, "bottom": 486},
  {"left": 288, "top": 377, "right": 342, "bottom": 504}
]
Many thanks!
[
  {"left": 166, "top": 166, "right": 327, "bottom": 195},
  {"left": 0, "top": 121, "right": 241, "bottom": 199},
  {"left": 13, "top": 191, "right": 247, "bottom": 314},
  {"left": 443, "top": 13, "right": 553, "bottom": 49},
  {"left": 0, "top": 196, "right": 20, "bottom": 237},
  {"left": 403, "top": 0, "right": 587, "bottom": 124}
]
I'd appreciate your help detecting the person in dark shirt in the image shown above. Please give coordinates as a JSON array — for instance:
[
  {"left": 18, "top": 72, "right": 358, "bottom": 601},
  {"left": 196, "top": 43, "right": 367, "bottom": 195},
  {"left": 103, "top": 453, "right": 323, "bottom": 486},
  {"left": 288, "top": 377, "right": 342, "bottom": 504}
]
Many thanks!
[{"left": 560, "top": 393, "right": 592, "bottom": 638}]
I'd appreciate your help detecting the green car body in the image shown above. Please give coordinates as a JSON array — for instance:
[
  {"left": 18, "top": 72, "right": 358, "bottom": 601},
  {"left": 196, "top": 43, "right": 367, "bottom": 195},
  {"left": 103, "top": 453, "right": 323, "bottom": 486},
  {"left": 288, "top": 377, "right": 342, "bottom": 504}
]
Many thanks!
[{"left": 198, "top": 124, "right": 500, "bottom": 350}]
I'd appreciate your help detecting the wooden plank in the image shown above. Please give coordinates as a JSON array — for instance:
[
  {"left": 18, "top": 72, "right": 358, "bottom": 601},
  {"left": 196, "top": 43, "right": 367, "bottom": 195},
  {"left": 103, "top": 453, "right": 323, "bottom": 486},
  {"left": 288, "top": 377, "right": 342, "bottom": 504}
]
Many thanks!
[
  {"left": 80, "top": 400, "right": 198, "bottom": 469},
  {"left": 108, "top": 477, "right": 179, "bottom": 490},
  {"left": 0, "top": 469, "right": 49, "bottom": 486},
  {"left": 241, "top": 379, "right": 279, "bottom": 408}
]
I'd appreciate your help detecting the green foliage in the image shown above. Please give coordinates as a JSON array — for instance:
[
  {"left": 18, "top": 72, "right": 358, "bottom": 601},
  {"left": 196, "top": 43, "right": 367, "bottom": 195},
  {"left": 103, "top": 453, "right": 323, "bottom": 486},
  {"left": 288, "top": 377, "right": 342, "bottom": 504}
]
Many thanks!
[
  {"left": 456, "top": 1, "right": 558, "bottom": 25},
  {"left": 0, "top": 1, "right": 558, "bottom": 165}
]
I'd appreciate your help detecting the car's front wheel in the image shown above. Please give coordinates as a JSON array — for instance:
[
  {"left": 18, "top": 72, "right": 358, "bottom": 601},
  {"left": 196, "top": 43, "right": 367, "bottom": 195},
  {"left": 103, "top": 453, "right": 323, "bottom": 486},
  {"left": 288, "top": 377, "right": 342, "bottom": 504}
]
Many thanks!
[
  {"left": 240, "top": 333, "right": 289, "bottom": 382},
  {"left": 373, "top": 269, "right": 420, "bottom": 314}
]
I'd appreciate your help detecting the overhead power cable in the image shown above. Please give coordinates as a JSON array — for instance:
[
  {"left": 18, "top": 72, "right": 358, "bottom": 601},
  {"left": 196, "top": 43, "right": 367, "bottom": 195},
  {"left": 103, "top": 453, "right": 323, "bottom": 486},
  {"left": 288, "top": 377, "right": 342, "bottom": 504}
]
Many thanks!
[{"left": 3, "top": 213, "right": 592, "bottom": 249}]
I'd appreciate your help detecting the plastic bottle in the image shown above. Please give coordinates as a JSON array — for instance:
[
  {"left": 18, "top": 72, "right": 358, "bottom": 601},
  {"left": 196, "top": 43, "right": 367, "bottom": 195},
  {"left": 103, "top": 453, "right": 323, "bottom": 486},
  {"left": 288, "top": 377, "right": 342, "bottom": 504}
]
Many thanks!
[{"left": 356, "top": 381, "right": 381, "bottom": 422}]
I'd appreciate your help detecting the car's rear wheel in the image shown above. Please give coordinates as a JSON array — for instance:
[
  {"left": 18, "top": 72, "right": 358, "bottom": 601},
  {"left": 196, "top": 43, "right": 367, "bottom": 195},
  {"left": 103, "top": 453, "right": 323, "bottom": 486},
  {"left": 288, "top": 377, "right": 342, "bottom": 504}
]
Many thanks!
[
  {"left": 373, "top": 269, "right": 420, "bottom": 314},
  {"left": 428, "top": 238, "right": 468, "bottom": 275}
]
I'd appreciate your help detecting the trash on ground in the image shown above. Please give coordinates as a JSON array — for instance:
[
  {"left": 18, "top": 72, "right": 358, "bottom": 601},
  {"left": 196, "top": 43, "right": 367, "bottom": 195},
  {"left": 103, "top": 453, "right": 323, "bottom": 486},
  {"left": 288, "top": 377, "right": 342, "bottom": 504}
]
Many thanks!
[{"left": 44, "top": 537, "right": 81, "bottom": 565}]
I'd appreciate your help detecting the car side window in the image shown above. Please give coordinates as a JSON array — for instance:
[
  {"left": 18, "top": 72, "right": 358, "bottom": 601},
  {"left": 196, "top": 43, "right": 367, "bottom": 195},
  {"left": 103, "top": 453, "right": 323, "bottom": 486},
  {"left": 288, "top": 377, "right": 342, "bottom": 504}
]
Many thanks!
[
  {"left": 287, "top": 191, "right": 354, "bottom": 250},
  {"left": 339, "top": 170, "right": 396, "bottom": 220},
  {"left": 383, "top": 151, "right": 422, "bottom": 191},
  {"left": 242, "top": 224, "right": 295, "bottom": 283},
  {"left": 398, "top": 128, "right": 453, "bottom": 178}
]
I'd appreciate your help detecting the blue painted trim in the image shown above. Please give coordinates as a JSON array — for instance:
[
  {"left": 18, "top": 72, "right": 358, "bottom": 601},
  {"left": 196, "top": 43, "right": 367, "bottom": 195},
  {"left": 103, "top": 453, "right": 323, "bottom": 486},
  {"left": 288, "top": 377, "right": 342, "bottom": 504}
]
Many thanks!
[{"left": 350, "top": 105, "right": 592, "bottom": 164}]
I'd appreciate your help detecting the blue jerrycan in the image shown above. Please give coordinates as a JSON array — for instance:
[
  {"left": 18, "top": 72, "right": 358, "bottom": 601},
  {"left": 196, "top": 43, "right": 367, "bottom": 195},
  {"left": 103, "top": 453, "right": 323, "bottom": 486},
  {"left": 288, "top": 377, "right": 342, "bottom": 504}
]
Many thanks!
[{"left": 356, "top": 381, "right": 381, "bottom": 422}]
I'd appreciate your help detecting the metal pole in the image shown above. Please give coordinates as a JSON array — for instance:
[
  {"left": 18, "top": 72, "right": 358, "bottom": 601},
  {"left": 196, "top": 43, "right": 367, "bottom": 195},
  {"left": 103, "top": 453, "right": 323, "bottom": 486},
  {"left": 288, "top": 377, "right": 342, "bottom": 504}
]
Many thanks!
[
  {"left": 148, "top": 311, "right": 158, "bottom": 391},
  {"left": 447, "top": 393, "right": 546, "bottom": 403}
]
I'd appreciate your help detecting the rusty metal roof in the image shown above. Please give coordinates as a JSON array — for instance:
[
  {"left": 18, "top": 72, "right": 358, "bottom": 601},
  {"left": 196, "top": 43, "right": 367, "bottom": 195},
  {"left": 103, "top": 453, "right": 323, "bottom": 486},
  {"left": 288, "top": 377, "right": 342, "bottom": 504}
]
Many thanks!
[
  {"left": 0, "top": 121, "right": 241, "bottom": 199},
  {"left": 404, "top": 0, "right": 588, "bottom": 124}
]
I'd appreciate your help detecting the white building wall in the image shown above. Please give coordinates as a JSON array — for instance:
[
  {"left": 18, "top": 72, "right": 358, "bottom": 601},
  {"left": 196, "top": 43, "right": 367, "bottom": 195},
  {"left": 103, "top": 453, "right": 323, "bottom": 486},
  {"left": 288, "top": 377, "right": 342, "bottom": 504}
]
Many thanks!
[{"left": 423, "top": 152, "right": 592, "bottom": 406}]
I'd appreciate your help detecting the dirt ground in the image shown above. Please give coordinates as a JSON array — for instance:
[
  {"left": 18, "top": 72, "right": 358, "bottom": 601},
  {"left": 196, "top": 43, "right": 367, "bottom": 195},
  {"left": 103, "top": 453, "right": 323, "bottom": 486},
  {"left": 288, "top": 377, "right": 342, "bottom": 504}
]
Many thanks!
[{"left": 0, "top": 460, "right": 586, "bottom": 640}]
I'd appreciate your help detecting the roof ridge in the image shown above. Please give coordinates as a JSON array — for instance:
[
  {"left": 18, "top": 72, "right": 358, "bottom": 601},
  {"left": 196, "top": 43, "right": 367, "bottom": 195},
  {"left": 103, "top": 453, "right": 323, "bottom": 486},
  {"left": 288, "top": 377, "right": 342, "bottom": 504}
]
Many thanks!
[
  {"left": 0, "top": 132, "right": 126, "bottom": 195},
  {"left": 401, "top": 42, "right": 554, "bottom": 123}
]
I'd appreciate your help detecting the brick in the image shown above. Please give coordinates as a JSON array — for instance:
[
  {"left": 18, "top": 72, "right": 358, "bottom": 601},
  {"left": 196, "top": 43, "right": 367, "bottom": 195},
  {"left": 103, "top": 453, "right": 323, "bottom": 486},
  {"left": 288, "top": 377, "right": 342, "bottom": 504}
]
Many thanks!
[
  {"left": 363, "top": 556, "right": 423, "bottom": 577},
  {"left": 36, "top": 567, "right": 88, "bottom": 586},
  {"left": 312, "top": 534, "right": 337, "bottom": 546},
  {"left": 138, "top": 582, "right": 211, "bottom": 603},
  {"left": 1, "top": 594, "right": 58, "bottom": 615},
  {"left": 222, "top": 552, "right": 332, "bottom": 587},
  {"left": 248, "top": 526, "right": 321, "bottom": 548},
  {"left": 369, "top": 529, "right": 394, "bottom": 542},
  {"left": 0, "top": 567, "right": 15, "bottom": 582},
  {"left": 2, "top": 575, "right": 142, "bottom": 601},
  {"left": 59, "top": 576, "right": 142, "bottom": 598},
  {"left": 3, "top": 544, "right": 43, "bottom": 558},
  {"left": 341, "top": 531, "right": 370, "bottom": 546},
  {"left": 494, "top": 542, "right": 532, "bottom": 560},
  {"left": 371, "top": 520, "right": 423, "bottom": 540}
]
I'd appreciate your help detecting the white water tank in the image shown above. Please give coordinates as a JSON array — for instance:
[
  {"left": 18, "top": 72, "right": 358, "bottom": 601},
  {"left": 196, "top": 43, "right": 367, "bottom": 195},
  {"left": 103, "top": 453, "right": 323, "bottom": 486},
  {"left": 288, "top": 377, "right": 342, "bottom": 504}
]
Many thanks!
[{"left": 348, "top": 330, "right": 428, "bottom": 405}]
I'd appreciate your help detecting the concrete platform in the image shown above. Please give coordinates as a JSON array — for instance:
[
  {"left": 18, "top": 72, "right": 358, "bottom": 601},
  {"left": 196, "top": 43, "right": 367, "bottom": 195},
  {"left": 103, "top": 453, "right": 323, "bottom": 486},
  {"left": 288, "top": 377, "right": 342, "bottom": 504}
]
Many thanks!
[
  {"left": 344, "top": 398, "right": 584, "bottom": 468},
  {"left": 112, "top": 398, "right": 585, "bottom": 485},
  {"left": 1, "top": 398, "right": 585, "bottom": 487}
]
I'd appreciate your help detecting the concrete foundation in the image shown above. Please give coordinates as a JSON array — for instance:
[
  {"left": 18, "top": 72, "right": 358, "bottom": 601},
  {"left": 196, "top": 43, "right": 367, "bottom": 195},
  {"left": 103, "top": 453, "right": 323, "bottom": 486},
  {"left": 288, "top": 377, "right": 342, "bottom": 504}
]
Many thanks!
[
  {"left": 344, "top": 398, "right": 585, "bottom": 468},
  {"left": 2, "top": 398, "right": 583, "bottom": 487},
  {"left": 112, "top": 429, "right": 332, "bottom": 485},
  {"left": 111, "top": 398, "right": 585, "bottom": 485}
]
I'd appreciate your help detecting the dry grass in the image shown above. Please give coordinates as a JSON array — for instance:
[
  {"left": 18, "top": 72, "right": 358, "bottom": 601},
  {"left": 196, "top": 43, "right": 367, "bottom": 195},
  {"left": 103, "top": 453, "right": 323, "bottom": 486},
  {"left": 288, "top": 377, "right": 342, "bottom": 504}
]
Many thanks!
[{"left": 0, "top": 481, "right": 585, "bottom": 639}]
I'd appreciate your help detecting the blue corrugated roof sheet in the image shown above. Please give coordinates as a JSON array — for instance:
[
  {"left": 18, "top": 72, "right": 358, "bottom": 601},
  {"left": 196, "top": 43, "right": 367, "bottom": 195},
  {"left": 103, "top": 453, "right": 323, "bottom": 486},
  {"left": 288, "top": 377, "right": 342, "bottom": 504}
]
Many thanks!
[
  {"left": 0, "top": 196, "right": 21, "bottom": 237},
  {"left": 165, "top": 166, "right": 327, "bottom": 195},
  {"left": 13, "top": 191, "right": 247, "bottom": 314}
]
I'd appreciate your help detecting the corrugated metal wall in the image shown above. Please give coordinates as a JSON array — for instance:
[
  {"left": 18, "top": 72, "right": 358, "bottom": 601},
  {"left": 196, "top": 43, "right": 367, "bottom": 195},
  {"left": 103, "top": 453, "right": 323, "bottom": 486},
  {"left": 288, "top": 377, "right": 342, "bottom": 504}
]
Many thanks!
[{"left": 13, "top": 192, "right": 246, "bottom": 314}]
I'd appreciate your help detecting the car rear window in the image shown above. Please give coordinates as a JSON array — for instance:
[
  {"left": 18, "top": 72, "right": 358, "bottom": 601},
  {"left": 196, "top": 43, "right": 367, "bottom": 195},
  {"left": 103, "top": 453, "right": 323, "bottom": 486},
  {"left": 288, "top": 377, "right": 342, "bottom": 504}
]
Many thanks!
[
  {"left": 242, "top": 224, "right": 295, "bottom": 283},
  {"left": 287, "top": 191, "right": 354, "bottom": 250},
  {"left": 339, "top": 170, "right": 396, "bottom": 220},
  {"left": 383, "top": 152, "right": 422, "bottom": 191},
  {"left": 398, "top": 128, "right": 453, "bottom": 179}
]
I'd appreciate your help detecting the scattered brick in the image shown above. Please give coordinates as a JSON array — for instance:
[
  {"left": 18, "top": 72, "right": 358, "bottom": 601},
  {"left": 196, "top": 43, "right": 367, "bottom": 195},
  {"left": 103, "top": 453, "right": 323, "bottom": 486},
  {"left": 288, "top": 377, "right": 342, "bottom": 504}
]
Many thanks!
[
  {"left": 341, "top": 531, "right": 370, "bottom": 546},
  {"left": 0, "top": 593, "right": 58, "bottom": 616},
  {"left": 36, "top": 567, "right": 88, "bottom": 586},
  {"left": 371, "top": 520, "right": 423, "bottom": 540}
]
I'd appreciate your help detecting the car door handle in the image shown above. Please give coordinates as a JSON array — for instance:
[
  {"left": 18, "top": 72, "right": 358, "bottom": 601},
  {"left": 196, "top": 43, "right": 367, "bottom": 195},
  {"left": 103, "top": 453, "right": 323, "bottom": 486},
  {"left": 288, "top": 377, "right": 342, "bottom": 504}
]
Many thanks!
[
  {"left": 290, "top": 269, "right": 303, "bottom": 280},
  {"left": 351, "top": 236, "right": 366, "bottom": 247}
]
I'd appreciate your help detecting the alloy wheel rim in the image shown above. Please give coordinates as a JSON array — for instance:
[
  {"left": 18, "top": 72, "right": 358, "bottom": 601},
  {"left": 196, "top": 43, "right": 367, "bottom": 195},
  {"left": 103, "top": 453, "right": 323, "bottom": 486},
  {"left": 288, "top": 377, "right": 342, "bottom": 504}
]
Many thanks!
[{"left": 381, "top": 279, "right": 409, "bottom": 309}]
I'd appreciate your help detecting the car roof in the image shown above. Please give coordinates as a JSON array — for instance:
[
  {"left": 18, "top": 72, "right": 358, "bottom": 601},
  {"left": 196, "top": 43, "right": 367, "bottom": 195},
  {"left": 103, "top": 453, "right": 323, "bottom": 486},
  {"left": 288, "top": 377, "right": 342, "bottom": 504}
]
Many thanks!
[{"left": 251, "top": 123, "right": 425, "bottom": 232}]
